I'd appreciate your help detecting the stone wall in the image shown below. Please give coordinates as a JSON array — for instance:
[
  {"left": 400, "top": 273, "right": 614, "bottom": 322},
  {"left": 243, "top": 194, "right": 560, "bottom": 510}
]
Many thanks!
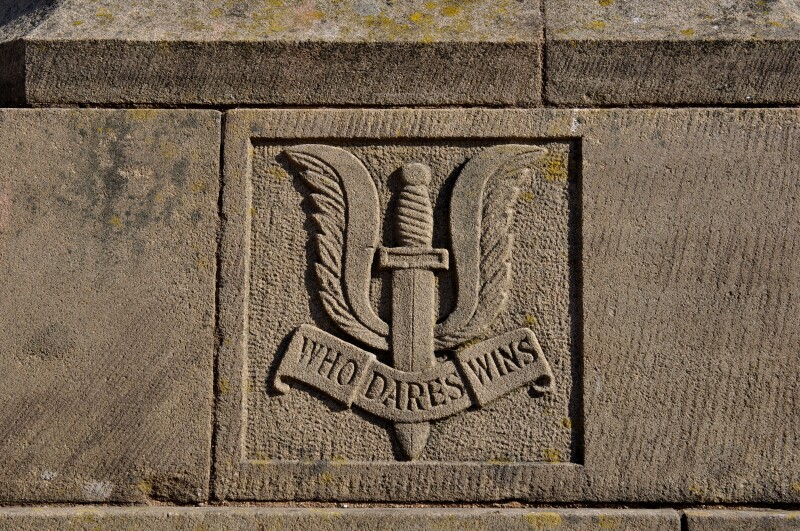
[{"left": 0, "top": 1, "right": 798, "bottom": 528}]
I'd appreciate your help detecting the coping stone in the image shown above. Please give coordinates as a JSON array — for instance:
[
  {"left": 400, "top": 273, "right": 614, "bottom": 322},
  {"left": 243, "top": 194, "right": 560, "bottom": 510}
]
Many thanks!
[
  {"left": 0, "top": 109, "right": 220, "bottom": 502},
  {"left": 545, "top": 0, "right": 800, "bottom": 105},
  {"left": 684, "top": 509, "right": 800, "bottom": 530},
  {"left": 0, "top": 0, "right": 541, "bottom": 106},
  {"left": 0, "top": 507, "right": 682, "bottom": 530},
  {"left": 217, "top": 108, "right": 799, "bottom": 503}
]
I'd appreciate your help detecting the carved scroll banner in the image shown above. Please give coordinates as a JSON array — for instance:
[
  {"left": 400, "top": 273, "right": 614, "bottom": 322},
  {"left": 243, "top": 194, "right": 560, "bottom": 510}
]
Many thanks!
[{"left": 275, "top": 324, "right": 554, "bottom": 423}]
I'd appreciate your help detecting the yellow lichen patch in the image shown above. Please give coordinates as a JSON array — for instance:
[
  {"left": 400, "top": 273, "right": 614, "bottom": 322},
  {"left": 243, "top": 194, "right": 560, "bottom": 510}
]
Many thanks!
[
  {"left": 128, "top": 109, "right": 158, "bottom": 122},
  {"left": 441, "top": 5, "right": 461, "bottom": 17},
  {"left": 767, "top": 20, "right": 785, "bottom": 27},
  {"left": 95, "top": 8, "right": 113, "bottom": 22},
  {"left": 159, "top": 141, "right": 179, "bottom": 160},
  {"left": 597, "top": 514, "right": 621, "bottom": 528},
  {"left": 185, "top": 19, "right": 212, "bottom": 32},
  {"left": 425, "top": 1, "right": 438, "bottom": 10},
  {"left": 586, "top": 20, "right": 606, "bottom": 30},
  {"left": 109, "top": 215, "right": 123, "bottom": 228},
  {"left": 196, "top": 256, "right": 210, "bottom": 270},
  {"left": 525, "top": 314, "right": 537, "bottom": 327},
  {"left": 136, "top": 480, "right": 153, "bottom": 497},
  {"left": 410, "top": 11, "right": 435, "bottom": 25},
  {"left": 680, "top": 28, "right": 695, "bottom": 37},
  {"left": 598, "top": 0, "right": 614, "bottom": 6},
  {"left": 319, "top": 471, "right": 334, "bottom": 484},
  {"left": 542, "top": 153, "right": 568, "bottom": 182},
  {"left": 688, "top": 484, "right": 707, "bottom": 497},
  {"left": 72, "top": 19, "right": 84, "bottom": 26},
  {"left": 209, "top": 7, "right": 223, "bottom": 18},
  {"left": 249, "top": 207, "right": 257, "bottom": 217},
  {"left": 541, "top": 448, "right": 562, "bottom": 463},
  {"left": 307, "top": 9, "right": 325, "bottom": 22},
  {"left": 456, "top": 337, "right": 483, "bottom": 351},
  {"left": 791, "top": 482, "right": 800, "bottom": 493},
  {"left": 70, "top": 511, "right": 100, "bottom": 525},
  {"left": 191, "top": 180, "right": 208, "bottom": 193},
  {"left": 218, "top": 378, "right": 231, "bottom": 395},
  {"left": 266, "top": 165, "right": 289, "bottom": 181},
  {"left": 561, "top": 417, "right": 572, "bottom": 429},
  {"left": 520, "top": 190, "right": 535, "bottom": 202},
  {"left": 363, "top": 14, "right": 413, "bottom": 39},
  {"left": 525, "top": 511, "right": 563, "bottom": 529}
]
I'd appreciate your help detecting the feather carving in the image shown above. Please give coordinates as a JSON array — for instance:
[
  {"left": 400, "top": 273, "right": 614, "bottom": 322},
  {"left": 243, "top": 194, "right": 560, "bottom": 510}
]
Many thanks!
[
  {"left": 435, "top": 145, "right": 546, "bottom": 350},
  {"left": 285, "top": 145, "right": 389, "bottom": 351}
]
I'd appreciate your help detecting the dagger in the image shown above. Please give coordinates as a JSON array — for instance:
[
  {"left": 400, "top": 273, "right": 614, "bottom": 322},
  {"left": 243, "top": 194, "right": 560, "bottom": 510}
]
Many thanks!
[{"left": 378, "top": 162, "right": 448, "bottom": 460}]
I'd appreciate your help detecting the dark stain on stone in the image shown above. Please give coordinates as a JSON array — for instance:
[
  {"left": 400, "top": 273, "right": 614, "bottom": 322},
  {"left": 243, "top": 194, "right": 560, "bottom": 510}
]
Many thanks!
[{"left": 25, "top": 322, "right": 75, "bottom": 360}]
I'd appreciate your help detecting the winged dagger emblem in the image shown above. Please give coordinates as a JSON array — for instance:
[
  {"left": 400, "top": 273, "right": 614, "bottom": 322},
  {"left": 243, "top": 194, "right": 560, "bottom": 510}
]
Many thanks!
[{"left": 274, "top": 145, "right": 555, "bottom": 460}]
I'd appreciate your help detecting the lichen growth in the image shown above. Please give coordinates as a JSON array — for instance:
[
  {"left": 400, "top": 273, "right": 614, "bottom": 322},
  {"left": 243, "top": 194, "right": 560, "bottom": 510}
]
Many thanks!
[
  {"left": 541, "top": 448, "right": 562, "bottom": 463},
  {"left": 525, "top": 512, "right": 563, "bottom": 529},
  {"left": 597, "top": 514, "right": 621, "bottom": 529}
]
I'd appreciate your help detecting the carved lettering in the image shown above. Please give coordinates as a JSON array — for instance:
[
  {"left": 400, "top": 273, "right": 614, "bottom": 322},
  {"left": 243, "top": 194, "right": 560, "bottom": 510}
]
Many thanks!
[
  {"left": 444, "top": 372, "right": 464, "bottom": 399},
  {"left": 467, "top": 350, "right": 501, "bottom": 385},
  {"left": 513, "top": 339, "right": 536, "bottom": 365},
  {"left": 298, "top": 337, "right": 327, "bottom": 369},
  {"left": 336, "top": 360, "right": 358, "bottom": 386},
  {"left": 364, "top": 371, "right": 386, "bottom": 399},
  {"left": 362, "top": 370, "right": 465, "bottom": 414}
]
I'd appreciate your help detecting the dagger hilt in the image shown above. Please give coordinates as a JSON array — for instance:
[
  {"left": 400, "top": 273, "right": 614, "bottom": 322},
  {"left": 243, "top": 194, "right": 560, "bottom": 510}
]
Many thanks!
[{"left": 396, "top": 163, "right": 434, "bottom": 248}]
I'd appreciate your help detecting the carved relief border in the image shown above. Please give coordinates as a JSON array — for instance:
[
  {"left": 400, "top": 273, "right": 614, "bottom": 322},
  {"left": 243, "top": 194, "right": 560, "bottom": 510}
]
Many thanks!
[{"left": 215, "top": 109, "right": 585, "bottom": 502}]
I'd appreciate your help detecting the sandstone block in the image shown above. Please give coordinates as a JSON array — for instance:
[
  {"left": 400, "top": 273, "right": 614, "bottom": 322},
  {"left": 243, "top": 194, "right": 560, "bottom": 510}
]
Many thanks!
[
  {"left": 1, "top": 0, "right": 541, "bottom": 106},
  {"left": 685, "top": 509, "right": 800, "bottom": 530},
  {"left": 0, "top": 109, "right": 220, "bottom": 502},
  {"left": 545, "top": 0, "right": 800, "bottom": 105},
  {"left": 216, "top": 108, "right": 799, "bottom": 503},
  {"left": 0, "top": 507, "right": 681, "bottom": 530}
]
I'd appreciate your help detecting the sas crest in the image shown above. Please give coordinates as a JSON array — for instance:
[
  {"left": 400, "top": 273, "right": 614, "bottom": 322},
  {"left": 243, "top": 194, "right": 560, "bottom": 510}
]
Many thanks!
[{"left": 274, "top": 145, "right": 555, "bottom": 460}]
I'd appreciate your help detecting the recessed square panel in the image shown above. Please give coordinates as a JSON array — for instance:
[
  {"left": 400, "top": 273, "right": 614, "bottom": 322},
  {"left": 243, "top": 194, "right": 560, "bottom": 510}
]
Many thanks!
[{"left": 216, "top": 109, "right": 583, "bottom": 501}]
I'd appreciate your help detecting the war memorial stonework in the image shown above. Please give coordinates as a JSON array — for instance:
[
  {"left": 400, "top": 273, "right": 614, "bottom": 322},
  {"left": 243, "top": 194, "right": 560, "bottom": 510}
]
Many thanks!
[{"left": 0, "top": 1, "right": 798, "bottom": 529}]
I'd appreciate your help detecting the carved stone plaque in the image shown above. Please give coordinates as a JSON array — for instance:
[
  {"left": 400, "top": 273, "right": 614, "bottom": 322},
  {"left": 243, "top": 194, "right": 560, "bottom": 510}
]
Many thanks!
[{"left": 216, "top": 109, "right": 583, "bottom": 501}]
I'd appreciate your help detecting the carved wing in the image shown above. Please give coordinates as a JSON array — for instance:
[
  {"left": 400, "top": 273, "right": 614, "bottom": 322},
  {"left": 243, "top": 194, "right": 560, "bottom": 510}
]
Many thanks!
[
  {"left": 435, "top": 145, "right": 547, "bottom": 350},
  {"left": 284, "top": 145, "right": 389, "bottom": 350}
]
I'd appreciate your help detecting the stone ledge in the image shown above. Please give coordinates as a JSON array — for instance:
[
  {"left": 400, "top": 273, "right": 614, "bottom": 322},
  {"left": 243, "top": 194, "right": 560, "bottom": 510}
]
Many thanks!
[
  {"left": 0, "top": 507, "right": 681, "bottom": 530},
  {"left": 0, "top": 0, "right": 541, "bottom": 106},
  {"left": 685, "top": 509, "right": 800, "bottom": 530},
  {"left": 544, "top": 0, "right": 800, "bottom": 105}
]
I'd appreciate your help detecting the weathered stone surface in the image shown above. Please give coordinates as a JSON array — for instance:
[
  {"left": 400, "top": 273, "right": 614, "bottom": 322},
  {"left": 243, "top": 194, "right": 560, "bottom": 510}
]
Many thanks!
[
  {"left": 685, "top": 509, "right": 800, "bottom": 530},
  {"left": 0, "top": 0, "right": 541, "bottom": 105},
  {"left": 580, "top": 108, "right": 800, "bottom": 504},
  {"left": 0, "top": 1, "right": 55, "bottom": 103},
  {"left": 0, "top": 507, "right": 681, "bottom": 530},
  {"left": 217, "top": 108, "right": 799, "bottom": 503},
  {"left": 545, "top": 0, "right": 800, "bottom": 105},
  {"left": 218, "top": 109, "right": 581, "bottom": 501},
  {"left": 0, "top": 109, "right": 220, "bottom": 502}
]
